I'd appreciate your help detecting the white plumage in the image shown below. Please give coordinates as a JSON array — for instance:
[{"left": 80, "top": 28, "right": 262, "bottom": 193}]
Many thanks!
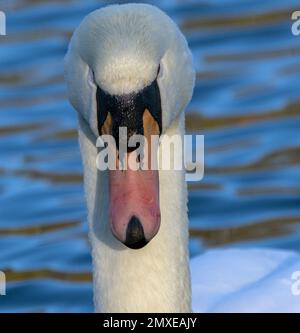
[
  {"left": 192, "top": 248, "right": 300, "bottom": 312},
  {"left": 65, "top": 4, "right": 300, "bottom": 313}
]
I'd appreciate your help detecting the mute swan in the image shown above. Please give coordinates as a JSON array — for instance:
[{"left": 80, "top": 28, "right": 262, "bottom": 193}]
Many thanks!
[{"left": 65, "top": 4, "right": 300, "bottom": 313}]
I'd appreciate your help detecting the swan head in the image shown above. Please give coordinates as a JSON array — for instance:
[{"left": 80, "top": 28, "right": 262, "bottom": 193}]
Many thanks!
[{"left": 65, "top": 4, "right": 195, "bottom": 249}]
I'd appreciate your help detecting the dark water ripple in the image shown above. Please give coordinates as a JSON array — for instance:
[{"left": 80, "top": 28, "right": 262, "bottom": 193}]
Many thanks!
[{"left": 0, "top": 0, "right": 300, "bottom": 312}]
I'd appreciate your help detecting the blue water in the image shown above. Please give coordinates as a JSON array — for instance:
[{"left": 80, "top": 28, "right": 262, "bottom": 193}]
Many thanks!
[{"left": 0, "top": 0, "right": 300, "bottom": 312}]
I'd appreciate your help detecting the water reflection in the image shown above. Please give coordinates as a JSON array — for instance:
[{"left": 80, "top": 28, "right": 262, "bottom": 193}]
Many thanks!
[{"left": 0, "top": 0, "right": 300, "bottom": 312}]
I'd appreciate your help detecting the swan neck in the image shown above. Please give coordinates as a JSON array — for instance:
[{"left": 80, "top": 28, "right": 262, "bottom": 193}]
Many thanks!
[{"left": 78, "top": 113, "right": 191, "bottom": 312}]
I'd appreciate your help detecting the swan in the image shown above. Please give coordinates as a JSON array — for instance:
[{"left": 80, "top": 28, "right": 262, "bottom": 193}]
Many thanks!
[{"left": 64, "top": 4, "right": 300, "bottom": 313}]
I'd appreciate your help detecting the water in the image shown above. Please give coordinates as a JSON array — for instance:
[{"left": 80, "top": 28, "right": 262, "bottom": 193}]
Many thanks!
[{"left": 0, "top": 0, "right": 300, "bottom": 312}]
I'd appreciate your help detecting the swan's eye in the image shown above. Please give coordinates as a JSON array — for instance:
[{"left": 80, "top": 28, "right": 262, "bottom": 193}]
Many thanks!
[{"left": 87, "top": 67, "right": 96, "bottom": 87}]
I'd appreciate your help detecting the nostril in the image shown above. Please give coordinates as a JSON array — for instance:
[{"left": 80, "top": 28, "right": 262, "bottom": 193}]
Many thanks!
[{"left": 124, "top": 216, "right": 148, "bottom": 249}]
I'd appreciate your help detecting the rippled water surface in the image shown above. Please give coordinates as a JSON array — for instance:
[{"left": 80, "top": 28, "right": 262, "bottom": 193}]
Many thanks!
[{"left": 0, "top": 0, "right": 300, "bottom": 312}]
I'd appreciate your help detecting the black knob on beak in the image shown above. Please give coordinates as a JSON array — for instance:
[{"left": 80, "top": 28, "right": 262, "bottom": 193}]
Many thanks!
[{"left": 124, "top": 216, "right": 148, "bottom": 249}]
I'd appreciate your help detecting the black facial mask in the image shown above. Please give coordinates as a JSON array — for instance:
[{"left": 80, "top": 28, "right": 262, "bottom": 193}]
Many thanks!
[{"left": 96, "top": 79, "right": 162, "bottom": 151}]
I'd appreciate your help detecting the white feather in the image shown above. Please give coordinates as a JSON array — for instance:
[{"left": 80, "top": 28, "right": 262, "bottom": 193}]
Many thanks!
[
  {"left": 65, "top": 4, "right": 194, "bottom": 312},
  {"left": 64, "top": 3, "right": 195, "bottom": 137},
  {"left": 65, "top": 4, "right": 300, "bottom": 313}
]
